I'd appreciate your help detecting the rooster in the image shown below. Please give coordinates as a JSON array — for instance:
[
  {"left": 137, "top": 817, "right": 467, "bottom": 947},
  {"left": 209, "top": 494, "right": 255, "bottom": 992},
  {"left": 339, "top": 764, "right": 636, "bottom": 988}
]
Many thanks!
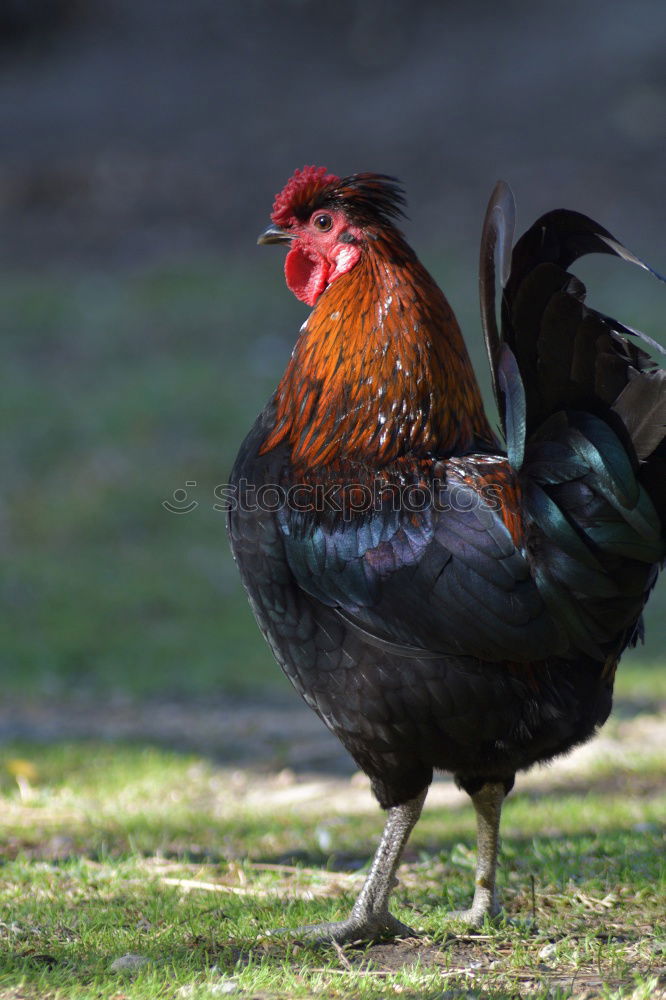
[{"left": 227, "top": 166, "right": 665, "bottom": 943}]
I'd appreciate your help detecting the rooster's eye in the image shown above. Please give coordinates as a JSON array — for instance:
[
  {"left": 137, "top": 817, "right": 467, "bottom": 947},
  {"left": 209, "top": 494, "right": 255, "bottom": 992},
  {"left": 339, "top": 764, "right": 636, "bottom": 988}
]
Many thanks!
[{"left": 313, "top": 214, "right": 332, "bottom": 232}]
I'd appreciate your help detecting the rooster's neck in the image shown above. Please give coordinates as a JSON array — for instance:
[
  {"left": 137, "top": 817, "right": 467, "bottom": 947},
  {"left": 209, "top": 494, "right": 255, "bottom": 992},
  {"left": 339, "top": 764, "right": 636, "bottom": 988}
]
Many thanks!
[{"left": 261, "top": 233, "right": 495, "bottom": 469}]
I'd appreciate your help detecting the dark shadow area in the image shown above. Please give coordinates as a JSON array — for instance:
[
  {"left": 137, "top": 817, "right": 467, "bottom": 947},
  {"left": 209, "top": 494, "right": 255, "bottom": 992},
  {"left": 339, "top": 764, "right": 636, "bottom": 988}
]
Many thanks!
[
  {"left": 1, "top": 693, "right": 663, "bottom": 777},
  {"left": 0, "top": 694, "right": 354, "bottom": 775}
]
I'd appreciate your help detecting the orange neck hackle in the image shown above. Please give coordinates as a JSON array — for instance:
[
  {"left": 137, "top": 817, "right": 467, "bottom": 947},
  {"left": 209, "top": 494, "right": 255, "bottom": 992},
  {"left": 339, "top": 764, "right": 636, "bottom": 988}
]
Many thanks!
[{"left": 261, "top": 229, "right": 495, "bottom": 471}]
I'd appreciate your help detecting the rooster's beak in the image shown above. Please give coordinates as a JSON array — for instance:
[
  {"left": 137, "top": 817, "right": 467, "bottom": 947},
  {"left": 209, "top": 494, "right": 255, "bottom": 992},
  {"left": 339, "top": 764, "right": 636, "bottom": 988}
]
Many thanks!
[{"left": 257, "top": 224, "right": 292, "bottom": 246}]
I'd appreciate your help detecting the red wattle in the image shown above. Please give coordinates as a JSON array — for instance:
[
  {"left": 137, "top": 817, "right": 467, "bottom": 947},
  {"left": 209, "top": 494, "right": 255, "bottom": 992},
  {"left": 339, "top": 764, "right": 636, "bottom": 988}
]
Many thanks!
[{"left": 284, "top": 245, "right": 330, "bottom": 306}]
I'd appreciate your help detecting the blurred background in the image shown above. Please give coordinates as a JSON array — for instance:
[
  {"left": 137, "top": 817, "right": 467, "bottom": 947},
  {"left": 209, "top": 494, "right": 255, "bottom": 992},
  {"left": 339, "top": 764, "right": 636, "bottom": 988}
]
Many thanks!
[{"left": 2, "top": 0, "right": 665, "bottom": 704}]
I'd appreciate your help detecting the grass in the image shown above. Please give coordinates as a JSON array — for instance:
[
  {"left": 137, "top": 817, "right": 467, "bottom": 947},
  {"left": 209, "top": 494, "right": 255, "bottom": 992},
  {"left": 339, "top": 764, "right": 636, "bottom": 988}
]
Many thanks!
[{"left": 0, "top": 714, "right": 664, "bottom": 998}]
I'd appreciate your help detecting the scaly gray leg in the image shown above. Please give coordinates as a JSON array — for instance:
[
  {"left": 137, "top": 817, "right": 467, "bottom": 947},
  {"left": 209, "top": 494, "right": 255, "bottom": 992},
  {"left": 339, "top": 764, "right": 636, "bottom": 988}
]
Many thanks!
[
  {"left": 282, "top": 788, "right": 427, "bottom": 944},
  {"left": 449, "top": 780, "right": 505, "bottom": 927}
]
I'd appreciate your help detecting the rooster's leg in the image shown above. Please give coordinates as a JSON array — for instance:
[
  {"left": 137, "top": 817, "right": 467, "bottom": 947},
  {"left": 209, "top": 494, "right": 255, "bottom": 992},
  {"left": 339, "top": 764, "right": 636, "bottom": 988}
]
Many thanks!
[
  {"left": 283, "top": 787, "right": 427, "bottom": 944},
  {"left": 449, "top": 780, "right": 505, "bottom": 927}
]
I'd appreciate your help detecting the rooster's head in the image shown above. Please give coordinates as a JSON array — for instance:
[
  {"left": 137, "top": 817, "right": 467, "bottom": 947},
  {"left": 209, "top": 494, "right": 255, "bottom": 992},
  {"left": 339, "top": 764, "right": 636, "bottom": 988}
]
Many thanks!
[{"left": 258, "top": 165, "right": 405, "bottom": 306}]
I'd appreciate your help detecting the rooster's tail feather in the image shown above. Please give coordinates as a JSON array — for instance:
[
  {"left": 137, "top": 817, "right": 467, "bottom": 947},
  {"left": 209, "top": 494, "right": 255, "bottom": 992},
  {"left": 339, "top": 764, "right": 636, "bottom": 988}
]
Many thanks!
[
  {"left": 480, "top": 182, "right": 666, "bottom": 474},
  {"left": 480, "top": 183, "right": 666, "bottom": 659}
]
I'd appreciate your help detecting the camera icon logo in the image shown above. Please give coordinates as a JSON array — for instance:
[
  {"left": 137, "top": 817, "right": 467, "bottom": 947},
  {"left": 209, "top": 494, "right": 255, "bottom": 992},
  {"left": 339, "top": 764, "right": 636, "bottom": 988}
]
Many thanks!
[{"left": 162, "top": 481, "right": 199, "bottom": 514}]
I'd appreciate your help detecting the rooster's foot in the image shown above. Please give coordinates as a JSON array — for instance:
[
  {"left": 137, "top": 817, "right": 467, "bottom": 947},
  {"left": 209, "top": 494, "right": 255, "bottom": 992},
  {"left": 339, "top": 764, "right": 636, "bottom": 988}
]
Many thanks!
[
  {"left": 268, "top": 792, "right": 427, "bottom": 946},
  {"left": 445, "top": 902, "right": 501, "bottom": 930}
]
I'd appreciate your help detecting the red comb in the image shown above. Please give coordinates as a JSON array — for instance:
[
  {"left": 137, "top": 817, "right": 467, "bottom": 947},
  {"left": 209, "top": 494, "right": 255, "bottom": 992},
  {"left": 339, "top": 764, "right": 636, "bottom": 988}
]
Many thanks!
[{"left": 271, "top": 165, "right": 340, "bottom": 226}]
